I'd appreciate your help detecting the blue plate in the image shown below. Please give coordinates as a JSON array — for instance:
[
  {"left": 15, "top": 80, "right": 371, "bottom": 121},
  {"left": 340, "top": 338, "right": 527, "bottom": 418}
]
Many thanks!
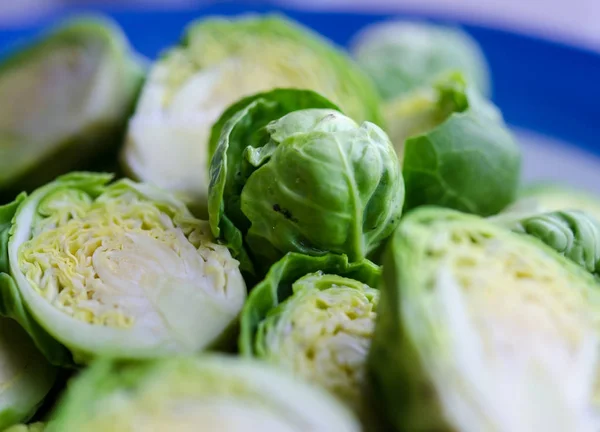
[{"left": 1, "top": 3, "right": 599, "bottom": 190}]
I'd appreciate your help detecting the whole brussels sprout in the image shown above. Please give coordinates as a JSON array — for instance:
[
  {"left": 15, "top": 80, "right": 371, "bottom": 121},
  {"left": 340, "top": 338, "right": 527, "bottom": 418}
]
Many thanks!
[
  {"left": 0, "top": 16, "right": 144, "bottom": 199},
  {"left": 0, "top": 172, "right": 246, "bottom": 365},
  {"left": 351, "top": 20, "right": 490, "bottom": 100},
  {"left": 392, "top": 73, "right": 521, "bottom": 216},
  {"left": 370, "top": 207, "right": 600, "bottom": 432},
  {"left": 240, "top": 253, "right": 380, "bottom": 420},
  {"left": 209, "top": 89, "right": 404, "bottom": 275},
  {"left": 122, "top": 14, "right": 382, "bottom": 217},
  {"left": 46, "top": 355, "right": 361, "bottom": 432},
  {"left": 0, "top": 317, "right": 56, "bottom": 430},
  {"left": 495, "top": 210, "right": 600, "bottom": 277}
]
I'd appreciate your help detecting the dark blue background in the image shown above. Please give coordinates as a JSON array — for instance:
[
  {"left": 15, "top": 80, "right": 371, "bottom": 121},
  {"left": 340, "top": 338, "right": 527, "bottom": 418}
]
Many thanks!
[{"left": 0, "top": 1, "right": 597, "bottom": 153}]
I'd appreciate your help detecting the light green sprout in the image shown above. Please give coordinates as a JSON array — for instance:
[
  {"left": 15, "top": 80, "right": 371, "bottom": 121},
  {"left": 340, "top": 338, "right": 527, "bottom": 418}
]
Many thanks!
[
  {"left": 0, "top": 16, "right": 144, "bottom": 197},
  {"left": 371, "top": 207, "right": 600, "bottom": 432},
  {"left": 240, "top": 253, "right": 380, "bottom": 421},
  {"left": 351, "top": 20, "right": 490, "bottom": 100},
  {"left": 46, "top": 356, "right": 361, "bottom": 432},
  {"left": 0, "top": 172, "right": 246, "bottom": 365},
  {"left": 209, "top": 89, "right": 403, "bottom": 275}
]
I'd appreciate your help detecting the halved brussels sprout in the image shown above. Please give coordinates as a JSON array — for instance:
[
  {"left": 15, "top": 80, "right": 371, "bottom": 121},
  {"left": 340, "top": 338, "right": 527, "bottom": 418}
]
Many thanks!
[
  {"left": 209, "top": 89, "right": 404, "bottom": 275},
  {"left": 371, "top": 207, "right": 600, "bottom": 431},
  {"left": 394, "top": 73, "right": 521, "bottom": 216},
  {"left": 0, "top": 16, "right": 144, "bottom": 198},
  {"left": 240, "top": 253, "right": 380, "bottom": 418},
  {"left": 0, "top": 318, "right": 56, "bottom": 430},
  {"left": 122, "top": 14, "right": 382, "bottom": 217},
  {"left": 504, "top": 183, "right": 600, "bottom": 221},
  {"left": 0, "top": 172, "right": 246, "bottom": 366},
  {"left": 351, "top": 20, "right": 490, "bottom": 100},
  {"left": 46, "top": 355, "right": 361, "bottom": 432},
  {"left": 494, "top": 210, "right": 600, "bottom": 277}
]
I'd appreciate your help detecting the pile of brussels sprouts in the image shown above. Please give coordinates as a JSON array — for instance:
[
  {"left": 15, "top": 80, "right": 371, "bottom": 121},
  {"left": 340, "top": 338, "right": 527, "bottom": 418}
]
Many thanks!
[{"left": 0, "top": 12, "right": 599, "bottom": 432}]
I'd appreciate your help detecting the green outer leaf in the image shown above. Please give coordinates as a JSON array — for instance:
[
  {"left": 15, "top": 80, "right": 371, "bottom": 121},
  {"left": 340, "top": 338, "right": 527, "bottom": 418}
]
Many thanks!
[
  {"left": 498, "top": 210, "right": 600, "bottom": 276},
  {"left": 208, "top": 89, "right": 339, "bottom": 162},
  {"left": 382, "top": 71, "right": 472, "bottom": 159},
  {"left": 0, "top": 194, "right": 24, "bottom": 272},
  {"left": 369, "top": 206, "right": 600, "bottom": 431},
  {"left": 0, "top": 318, "right": 58, "bottom": 430},
  {"left": 182, "top": 13, "right": 384, "bottom": 126},
  {"left": 369, "top": 209, "right": 447, "bottom": 431},
  {"left": 239, "top": 252, "right": 380, "bottom": 356},
  {"left": 0, "top": 15, "right": 145, "bottom": 195},
  {"left": 208, "top": 89, "right": 341, "bottom": 275},
  {"left": 402, "top": 81, "right": 521, "bottom": 216},
  {"left": 47, "top": 355, "right": 361, "bottom": 432}
]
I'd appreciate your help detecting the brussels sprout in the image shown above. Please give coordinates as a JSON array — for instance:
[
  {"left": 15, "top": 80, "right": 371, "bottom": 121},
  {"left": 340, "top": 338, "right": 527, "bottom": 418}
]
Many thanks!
[
  {"left": 494, "top": 209, "right": 600, "bottom": 277},
  {"left": 122, "top": 14, "right": 382, "bottom": 217},
  {"left": 351, "top": 20, "right": 490, "bottom": 101},
  {"left": 0, "top": 318, "right": 56, "bottom": 430},
  {"left": 46, "top": 355, "right": 361, "bottom": 432},
  {"left": 0, "top": 17, "right": 144, "bottom": 198},
  {"left": 371, "top": 207, "right": 600, "bottom": 431},
  {"left": 4, "top": 423, "right": 46, "bottom": 432},
  {"left": 240, "top": 253, "right": 380, "bottom": 418},
  {"left": 209, "top": 89, "right": 404, "bottom": 275},
  {"left": 504, "top": 183, "right": 600, "bottom": 221},
  {"left": 395, "top": 73, "right": 521, "bottom": 216},
  {"left": 0, "top": 172, "right": 246, "bottom": 366}
]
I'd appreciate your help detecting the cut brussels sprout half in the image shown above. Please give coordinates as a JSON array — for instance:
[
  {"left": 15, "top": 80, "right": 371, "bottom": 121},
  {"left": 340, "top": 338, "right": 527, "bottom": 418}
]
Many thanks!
[
  {"left": 240, "top": 253, "right": 380, "bottom": 418},
  {"left": 0, "top": 318, "right": 56, "bottom": 430},
  {"left": 47, "top": 355, "right": 361, "bottom": 432},
  {"left": 504, "top": 183, "right": 600, "bottom": 222},
  {"left": 0, "top": 172, "right": 246, "bottom": 366},
  {"left": 371, "top": 207, "right": 600, "bottom": 432},
  {"left": 0, "top": 16, "right": 144, "bottom": 197},
  {"left": 209, "top": 89, "right": 404, "bottom": 275},
  {"left": 494, "top": 210, "right": 600, "bottom": 277},
  {"left": 351, "top": 20, "right": 490, "bottom": 100},
  {"left": 122, "top": 14, "right": 382, "bottom": 217},
  {"left": 396, "top": 73, "right": 521, "bottom": 216}
]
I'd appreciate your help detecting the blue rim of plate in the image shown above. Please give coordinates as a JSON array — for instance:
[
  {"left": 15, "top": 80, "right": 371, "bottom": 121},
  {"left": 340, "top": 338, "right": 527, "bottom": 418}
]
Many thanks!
[{"left": 0, "top": 2, "right": 598, "bottom": 156}]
